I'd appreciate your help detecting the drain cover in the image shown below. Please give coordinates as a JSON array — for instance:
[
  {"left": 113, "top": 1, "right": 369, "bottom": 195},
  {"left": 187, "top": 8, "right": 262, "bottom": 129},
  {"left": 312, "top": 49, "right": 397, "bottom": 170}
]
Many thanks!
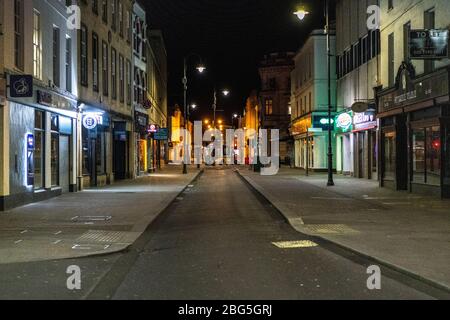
[
  {"left": 76, "top": 230, "right": 128, "bottom": 243},
  {"left": 272, "top": 240, "right": 318, "bottom": 249},
  {"left": 303, "top": 224, "right": 359, "bottom": 235}
]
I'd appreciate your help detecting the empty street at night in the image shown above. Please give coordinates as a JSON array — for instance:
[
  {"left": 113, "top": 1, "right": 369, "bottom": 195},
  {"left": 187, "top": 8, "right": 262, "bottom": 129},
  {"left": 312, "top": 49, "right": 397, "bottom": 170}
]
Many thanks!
[{"left": 1, "top": 0, "right": 450, "bottom": 311}]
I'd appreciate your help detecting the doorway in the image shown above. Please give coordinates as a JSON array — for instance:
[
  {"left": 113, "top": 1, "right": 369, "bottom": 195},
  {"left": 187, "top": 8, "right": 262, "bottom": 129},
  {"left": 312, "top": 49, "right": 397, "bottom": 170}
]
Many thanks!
[{"left": 59, "top": 135, "right": 70, "bottom": 193}]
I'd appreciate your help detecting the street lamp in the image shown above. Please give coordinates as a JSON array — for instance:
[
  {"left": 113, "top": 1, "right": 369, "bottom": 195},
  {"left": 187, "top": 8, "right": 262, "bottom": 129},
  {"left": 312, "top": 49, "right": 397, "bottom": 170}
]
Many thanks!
[
  {"left": 231, "top": 113, "right": 239, "bottom": 129},
  {"left": 213, "top": 89, "right": 230, "bottom": 129},
  {"left": 182, "top": 53, "right": 205, "bottom": 174},
  {"left": 293, "top": 8, "right": 309, "bottom": 21},
  {"left": 295, "top": 1, "right": 334, "bottom": 187}
]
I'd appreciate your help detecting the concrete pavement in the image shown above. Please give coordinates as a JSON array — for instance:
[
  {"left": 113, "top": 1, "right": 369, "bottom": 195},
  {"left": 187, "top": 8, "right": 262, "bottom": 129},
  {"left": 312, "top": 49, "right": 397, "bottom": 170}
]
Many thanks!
[
  {"left": 0, "top": 165, "right": 202, "bottom": 264},
  {"left": 237, "top": 166, "right": 450, "bottom": 292}
]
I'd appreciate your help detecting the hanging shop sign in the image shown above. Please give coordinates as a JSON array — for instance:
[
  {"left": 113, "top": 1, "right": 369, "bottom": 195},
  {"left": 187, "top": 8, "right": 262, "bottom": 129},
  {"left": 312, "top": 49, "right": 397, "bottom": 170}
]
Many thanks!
[
  {"left": 147, "top": 124, "right": 158, "bottom": 133},
  {"left": 9, "top": 75, "right": 33, "bottom": 98},
  {"left": 335, "top": 112, "right": 353, "bottom": 133},
  {"left": 351, "top": 101, "right": 369, "bottom": 113},
  {"left": 353, "top": 110, "right": 377, "bottom": 131},
  {"left": 154, "top": 128, "right": 169, "bottom": 140},
  {"left": 83, "top": 115, "right": 98, "bottom": 130},
  {"left": 409, "top": 29, "right": 449, "bottom": 60},
  {"left": 134, "top": 111, "right": 149, "bottom": 134}
]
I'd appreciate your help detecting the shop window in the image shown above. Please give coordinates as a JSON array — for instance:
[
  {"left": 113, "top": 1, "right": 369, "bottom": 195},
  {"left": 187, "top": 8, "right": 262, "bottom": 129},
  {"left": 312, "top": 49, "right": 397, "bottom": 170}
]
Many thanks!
[
  {"left": 82, "top": 127, "right": 90, "bottom": 175},
  {"left": 426, "top": 126, "right": 441, "bottom": 185},
  {"left": 383, "top": 131, "right": 396, "bottom": 180},
  {"left": 412, "top": 129, "right": 426, "bottom": 183},
  {"left": 412, "top": 126, "right": 441, "bottom": 185},
  {"left": 51, "top": 133, "right": 59, "bottom": 187},
  {"left": 34, "top": 110, "right": 45, "bottom": 189}
]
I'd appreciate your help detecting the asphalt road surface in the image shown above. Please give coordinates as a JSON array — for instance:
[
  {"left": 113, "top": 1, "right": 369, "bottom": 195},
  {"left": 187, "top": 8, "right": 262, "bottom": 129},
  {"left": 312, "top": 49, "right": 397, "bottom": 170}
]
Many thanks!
[{"left": 0, "top": 167, "right": 448, "bottom": 300}]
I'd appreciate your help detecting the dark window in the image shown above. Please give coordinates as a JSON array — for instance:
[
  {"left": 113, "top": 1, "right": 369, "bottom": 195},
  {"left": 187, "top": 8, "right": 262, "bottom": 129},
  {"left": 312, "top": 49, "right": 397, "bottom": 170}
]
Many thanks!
[
  {"left": 102, "top": 0, "right": 108, "bottom": 23},
  {"left": 111, "top": 47, "right": 117, "bottom": 100},
  {"left": 119, "top": 54, "right": 124, "bottom": 102},
  {"left": 92, "top": 0, "right": 98, "bottom": 14},
  {"left": 80, "top": 24, "right": 88, "bottom": 86},
  {"left": 66, "top": 37, "right": 72, "bottom": 92},
  {"left": 14, "top": 0, "right": 24, "bottom": 69},
  {"left": 102, "top": 41, "right": 109, "bottom": 96},
  {"left": 92, "top": 33, "right": 99, "bottom": 92},
  {"left": 111, "top": 0, "right": 116, "bottom": 31},
  {"left": 388, "top": 32, "right": 395, "bottom": 87},
  {"left": 403, "top": 22, "right": 411, "bottom": 61},
  {"left": 53, "top": 27, "right": 60, "bottom": 87},
  {"left": 126, "top": 59, "right": 131, "bottom": 105}
]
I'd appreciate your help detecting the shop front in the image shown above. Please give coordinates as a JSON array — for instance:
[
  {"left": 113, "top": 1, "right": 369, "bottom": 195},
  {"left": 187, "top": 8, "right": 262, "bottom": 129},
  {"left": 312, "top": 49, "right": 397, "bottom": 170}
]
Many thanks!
[
  {"left": 81, "top": 108, "right": 110, "bottom": 188},
  {"left": 135, "top": 111, "right": 149, "bottom": 176},
  {"left": 335, "top": 110, "right": 354, "bottom": 175},
  {"left": 352, "top": 109, "right": 378, "bottom": 180},
  {"left": 377, "top": 62, "right": 450, "bottom": 198},
  {"left": 292, "top": 113, "right": 335, "bottom": 172},
  {"left": 1, "top": 76, "right": 78, "bottom": 210}
]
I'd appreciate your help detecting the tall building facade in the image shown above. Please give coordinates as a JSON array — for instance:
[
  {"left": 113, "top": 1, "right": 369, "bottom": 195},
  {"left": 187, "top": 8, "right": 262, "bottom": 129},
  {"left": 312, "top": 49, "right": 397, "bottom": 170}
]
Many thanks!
[
  {"left": 335, "top": 0, "right": 380, "bottom": 179},
  {"left": 78, "top": 0, "right": 134, "bottom": 188},
  {"left": 132, "top": 1, "right": 149, "bottom": 176},
  {"left": 0, "top": 0, "right": 78, "bottom": 210},
  {"left": 377, "top": 0, "right": 450, "bottom": 197},
  {"left": 147, "top": 30, "right": 168, "bottom": 171},
  {"left": 290, "top": 30, "right": 337, "bottom": 172},
  {"left": 258, "top": 52, "right": 295, "bottom": 164}
]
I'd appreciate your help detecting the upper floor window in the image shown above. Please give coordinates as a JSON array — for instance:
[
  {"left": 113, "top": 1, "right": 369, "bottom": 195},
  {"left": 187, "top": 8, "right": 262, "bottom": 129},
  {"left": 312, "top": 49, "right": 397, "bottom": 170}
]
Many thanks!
[
  {"left": 102, "top": 0, "right": 108, "bottom": 23},
  {"left": 265, "top": 98, "right": 273, "bottom": 115},
  {"left": 14, "top": 0, "right": 24, "bottom": 70},
  {"left": 80, "top": 25, "right": 88, "bottom": 86},
  {"left": 33, "top": 10, "right": 42, "bottom": 79}
]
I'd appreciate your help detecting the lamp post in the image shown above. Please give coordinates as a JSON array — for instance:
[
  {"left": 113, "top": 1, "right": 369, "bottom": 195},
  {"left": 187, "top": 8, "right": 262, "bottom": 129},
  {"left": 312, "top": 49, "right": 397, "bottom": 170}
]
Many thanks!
[
  {"left": 294, "top": 0, "right": 334, "bottom": 186},
  {"left": 212, "top": 89, "right": 230, "bottom": 129},
  {"left": 182, "top": 54, "right": 205, "bottom": 174}
]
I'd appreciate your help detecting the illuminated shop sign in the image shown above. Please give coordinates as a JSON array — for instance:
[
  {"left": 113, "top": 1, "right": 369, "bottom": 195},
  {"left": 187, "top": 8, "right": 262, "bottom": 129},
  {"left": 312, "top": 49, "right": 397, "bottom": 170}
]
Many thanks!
[
  {"left": 10, "top": 75, "right": 33, "bottom": 98},
  {"left": 353, "top": 111, "right": 377, "bottom": 131},
  {"left": 147, "top": 124, "right": 158, "bottom": 133},
  {"left": 82, "top": 112, "right": 104, "bottom": 130},
  {"left": 335, "top": 112, "right": 353, "bottom": 132},
  {"left": 291, "top": 117, "right": 312, "bottom": 135}
]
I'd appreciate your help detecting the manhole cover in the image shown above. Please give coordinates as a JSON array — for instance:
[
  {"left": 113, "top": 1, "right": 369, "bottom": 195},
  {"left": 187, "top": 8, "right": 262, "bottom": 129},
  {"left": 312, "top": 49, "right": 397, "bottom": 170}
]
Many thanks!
[
  {"left": 272, "top": 240, "right": 318, "bottom": 249},
  {"left": 303, "top": 224, "right": 359, "bottom": 235},
  {"left": 76, "top": 230, "right": 128, "bottom": 243}
]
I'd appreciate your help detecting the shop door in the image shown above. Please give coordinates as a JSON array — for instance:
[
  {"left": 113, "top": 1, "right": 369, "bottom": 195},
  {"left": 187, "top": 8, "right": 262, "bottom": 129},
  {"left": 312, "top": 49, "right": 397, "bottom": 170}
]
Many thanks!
[
  {"left": 114, "top": 138, "right": 127, "bottom": 180},
  {"left": 358, "top": 132, "right": 365, "bottom": 178},
  {"left": 442, "top": 121, "right": 450, "bottom": 198},
  {"left": 59, "top": 135, "right": 70, "bottom": 193}
]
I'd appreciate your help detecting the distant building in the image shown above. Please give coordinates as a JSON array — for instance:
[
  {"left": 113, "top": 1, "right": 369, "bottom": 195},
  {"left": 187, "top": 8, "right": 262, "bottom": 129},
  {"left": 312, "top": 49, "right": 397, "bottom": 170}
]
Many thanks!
[
  {"left": 147, "top": 30, "right": 168, "bottom": 170},
  {"left": 258, "top": 52, "right": 295, "bottom": 164},
  {"left": 290, "top": 29, "right": 337, "bottom": 172},
  {"left": 242, "top": 91, "right": 260, "bottom": 164}
]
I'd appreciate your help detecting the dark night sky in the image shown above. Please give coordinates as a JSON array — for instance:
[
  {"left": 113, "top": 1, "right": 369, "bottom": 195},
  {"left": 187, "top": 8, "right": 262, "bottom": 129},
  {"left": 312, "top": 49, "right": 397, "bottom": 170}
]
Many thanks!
[{"left": 144, "top": 0, "right": 328, "bottom": 124}]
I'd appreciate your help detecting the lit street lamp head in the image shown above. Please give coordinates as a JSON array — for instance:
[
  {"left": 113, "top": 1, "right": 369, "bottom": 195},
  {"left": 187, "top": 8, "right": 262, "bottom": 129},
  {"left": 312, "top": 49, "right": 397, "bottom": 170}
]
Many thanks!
[
  {"left": 294, "top": 8, "right": 309, "bottom": 21},
  {"left": 222, "top": 90, "right": 230, "bottom": 96},
  {"left": 196, "top": 64, "right": 206, "bottom": 73}
]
